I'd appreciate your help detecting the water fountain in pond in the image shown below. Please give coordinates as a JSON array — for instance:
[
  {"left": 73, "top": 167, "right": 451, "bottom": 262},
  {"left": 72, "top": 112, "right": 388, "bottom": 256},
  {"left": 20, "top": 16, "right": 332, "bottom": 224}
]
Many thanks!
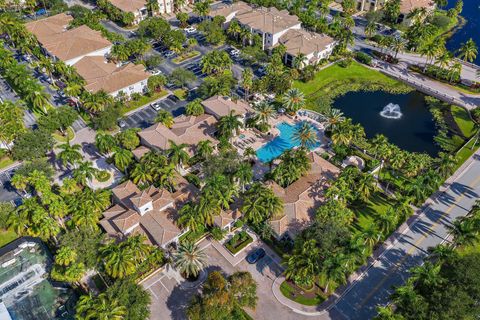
[{"left": 379, "top": 103, "right": 403, "bottom": 119}]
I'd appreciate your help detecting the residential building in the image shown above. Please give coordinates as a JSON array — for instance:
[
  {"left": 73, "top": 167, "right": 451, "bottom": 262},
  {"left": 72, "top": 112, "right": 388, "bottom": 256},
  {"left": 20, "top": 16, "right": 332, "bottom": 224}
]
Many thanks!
[
  {"left": 207, "top": 1, "right": 252, "bottom": 27},
  {"left": 26, "top": 14, "right": 112, "bottom": 66},
  {"left": 108, "top": 0, "right": 179, "bottom": 21},
  {"left": 138, "top": 114, "right": 218, "bottom": 155},
  {"left": 100, "top": 179, "right": 198, "bottom": 248},
  {"left": 234, "top": 7, "right": 301, "bottom": 49},
  {"left": 398, "top": 0, "right": 436, "bottom": 25},
  {"left": 73, "top": 56, "right": 150, "bottom": 97},
  {"left": 268, "top": 153, "right": 340, "bottom": 240},
  {"left": 214, "top": 207, "right": 243, "bottom": 232},
  {"left": 201, "top": 95, "right": 254, "bottom": 121},
  {"left": 277, "top": 29, "right": 336, "bottom": 68}
]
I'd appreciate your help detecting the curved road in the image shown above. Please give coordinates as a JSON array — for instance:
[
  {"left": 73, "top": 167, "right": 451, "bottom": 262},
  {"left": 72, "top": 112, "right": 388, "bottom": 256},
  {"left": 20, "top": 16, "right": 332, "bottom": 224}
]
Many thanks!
[{"left": 329, "top": 150, "right": 480, "bottom": 319}]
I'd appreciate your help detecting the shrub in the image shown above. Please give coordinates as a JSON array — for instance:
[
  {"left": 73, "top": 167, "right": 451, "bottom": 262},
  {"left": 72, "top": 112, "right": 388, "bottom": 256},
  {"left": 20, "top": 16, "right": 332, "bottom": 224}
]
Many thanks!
[
  {"left": 210, "top": 227, "right": 225, "bottom": 241},
  {"left": 185, "top": 173, "right": 201, "bottom": 188},
  {"left": 338, "top": 58, "right": 353, "bottom": 68},
  {"left": 95, "top": 170, "right": 111, "bottom": 182},
  {"left": 234, "top": 219, "right": 244, "bottom": 229},
  {"left": 355, "top": 52, "right": 372, "bottom": 65}
]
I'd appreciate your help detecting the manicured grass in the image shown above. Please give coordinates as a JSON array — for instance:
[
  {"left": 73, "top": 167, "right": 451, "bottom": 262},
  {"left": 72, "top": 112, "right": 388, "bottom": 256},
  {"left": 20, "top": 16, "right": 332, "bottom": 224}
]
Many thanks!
[
  {"left": 0, "top": 230, "right": 18, "bottom": 248},
  {"left": 0, "top": 156, "right": 14, "bottom": 170},
  {"left": 293, "top": 61, "right": 409, "bottom": 104},
  {"left": 52, "top": 127, "right": 75, "bottom": 143},
  {"left": 172, "top": 50, "right": 200, "bottom": 64},
  {"left": 121, "top": 90, "right": 168, "bottom": 114},
  {"left": 173, "top": 88, "right": 187, "bottom": 100},
  {"left": 455, "top": 138, "right": 480, "bottom": 171},
  {"left": 451, "top": 106, "right": 475, "bottom": 138},
  {"left": 279, "top": 281, "right": 326, "bottom": 306},
  {"left": 352, "top": 192, "right": 391, "bottom": 234}
]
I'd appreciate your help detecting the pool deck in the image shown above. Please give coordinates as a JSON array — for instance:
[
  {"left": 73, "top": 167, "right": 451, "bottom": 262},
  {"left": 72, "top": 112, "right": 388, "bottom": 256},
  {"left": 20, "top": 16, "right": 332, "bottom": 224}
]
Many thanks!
[{"left": 232, "top": 112, "right": 329, "bottom": 180}]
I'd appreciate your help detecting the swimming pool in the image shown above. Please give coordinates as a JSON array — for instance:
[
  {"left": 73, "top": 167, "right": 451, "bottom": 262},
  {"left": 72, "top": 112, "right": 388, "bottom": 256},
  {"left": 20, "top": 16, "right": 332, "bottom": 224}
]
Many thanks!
[{"left": 256, "top": 121, "right": 320, "bottom": 163}]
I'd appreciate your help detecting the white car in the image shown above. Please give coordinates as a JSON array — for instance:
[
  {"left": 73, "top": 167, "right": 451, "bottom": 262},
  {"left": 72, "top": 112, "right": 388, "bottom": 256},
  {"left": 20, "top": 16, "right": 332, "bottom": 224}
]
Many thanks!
[
  {"left": 230, "top": 49, "right": 240, "bottom": 56},
  {"left": 151, "top": 102, "right": 162, "bottom": 111},
  {"left": 164, "top": 51, "right": 176, "bottom": 58},
  {"left": 184, "top": 26, "right": 197, "bottom": 34},
  {"left": 150, "top": 69, "right": 162, "bottom": 76}
]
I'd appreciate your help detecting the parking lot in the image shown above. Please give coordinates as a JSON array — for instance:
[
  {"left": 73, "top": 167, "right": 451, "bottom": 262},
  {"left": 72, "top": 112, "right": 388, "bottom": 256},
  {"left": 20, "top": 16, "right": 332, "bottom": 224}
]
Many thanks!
[
  {"left": 184, "top": 62, "right": 207, "bottom": 79},
  {"left": 143, "top": 237, "right": 307, "bottom": 320},
  {"left": 121, "top": 96, "right": 186, "bottom": 130},
  {"left": 0, "top": 165, "right": 22, "bottom": 205}
]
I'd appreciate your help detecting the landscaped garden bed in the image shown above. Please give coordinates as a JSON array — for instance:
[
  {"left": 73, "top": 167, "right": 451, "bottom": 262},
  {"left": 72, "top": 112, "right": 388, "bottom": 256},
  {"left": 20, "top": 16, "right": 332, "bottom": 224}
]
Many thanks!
[
  {"left": 121, "top": 90, "right": 168, "bottom": 114},
  {"left": 224, "top": 230, "right": 253, "bottom": 255},
  {"left": 279, "top": 280, "right": 326, "bottom": 306},
  {"left": 172, "top": 51, "right": 200, "bottom": 64}
]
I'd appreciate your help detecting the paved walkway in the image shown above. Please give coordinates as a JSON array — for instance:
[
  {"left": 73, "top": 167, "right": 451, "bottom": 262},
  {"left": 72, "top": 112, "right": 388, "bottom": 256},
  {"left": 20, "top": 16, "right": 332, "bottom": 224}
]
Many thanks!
[{"left": 270, "top": 147, "right": 480, "bottom": 319}]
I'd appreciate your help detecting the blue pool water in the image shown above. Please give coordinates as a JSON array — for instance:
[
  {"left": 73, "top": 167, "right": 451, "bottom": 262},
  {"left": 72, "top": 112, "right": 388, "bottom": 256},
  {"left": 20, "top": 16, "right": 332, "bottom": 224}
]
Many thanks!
[{"left": 256, "top": 121, "right": 321, "bottom": 163}]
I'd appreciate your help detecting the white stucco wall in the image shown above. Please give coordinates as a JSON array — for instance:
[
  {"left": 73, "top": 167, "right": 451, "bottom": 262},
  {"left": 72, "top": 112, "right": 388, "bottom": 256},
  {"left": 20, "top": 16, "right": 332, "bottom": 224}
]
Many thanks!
[{"left": 65, "top": 46, "right": 112, "bottom": 66}]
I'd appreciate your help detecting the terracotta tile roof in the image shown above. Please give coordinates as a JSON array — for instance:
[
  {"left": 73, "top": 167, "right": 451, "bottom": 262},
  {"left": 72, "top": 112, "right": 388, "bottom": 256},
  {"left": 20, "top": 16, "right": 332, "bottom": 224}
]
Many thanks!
[
  {"left": 100, "top": 178, "right": 200, "bottom": 247},
  {"left": 73, "top": 56, "right": 150, "bottom": 94},
  {"left": 214, "top": 208, "right": 242, "bottom": 228},
  {"left": 235, "top": 7, "right": 300, "bottom": 34},
  {"left": 400, "top": 0, "right": 435, "bottom": 13},
  {"left": 268, "top": 153, "right": 340, "bottom": 237},
  {"left": 31, "top": 24, "right": 112, "bottom": 62},
  {"left": 138, "top": 114, "right": 218, "bottom": 154},
  {"left": 209, "top": 1, "right": 252, "bottom": 18},
  {"left": 109, "top": 0, "right": 146, "bottom": 13},
  {"left": 130, "top": 190, "right": 153, "bottom": 208},
  {"left": 25, "top": 13, "right": 73, "bottom": 40},
  {"left": 201, "top": 95, "right": 253, "bottom": 119},
  {"left": 132, "top": 146, "right": 151, "bottom": 160},
  {"left": 278, "top": 29, "right": 335, "bottom": 56}
]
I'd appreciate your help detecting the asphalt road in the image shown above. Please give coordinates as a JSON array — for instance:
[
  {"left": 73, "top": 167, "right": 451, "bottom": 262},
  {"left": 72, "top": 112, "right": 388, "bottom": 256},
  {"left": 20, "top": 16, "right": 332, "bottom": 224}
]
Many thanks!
[{"left": 331, "top": 152, "right": 480, "bottom": 319}]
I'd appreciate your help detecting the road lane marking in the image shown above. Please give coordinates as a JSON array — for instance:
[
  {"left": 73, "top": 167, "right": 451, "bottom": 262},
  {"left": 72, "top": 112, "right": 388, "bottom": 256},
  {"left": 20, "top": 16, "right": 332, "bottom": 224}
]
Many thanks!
[{"left": 358, "top": 174, "right": 480, "bottom": 308}]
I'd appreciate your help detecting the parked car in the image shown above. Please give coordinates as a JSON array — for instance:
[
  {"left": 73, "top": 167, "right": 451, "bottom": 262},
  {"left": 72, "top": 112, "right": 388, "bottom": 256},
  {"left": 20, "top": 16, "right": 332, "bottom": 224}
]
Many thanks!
[
  {"left": 230, "top": 48, "right": 241, "bottom": 57},
  {"left": 168, "top": 94, "right": 180, "bottom": 102},
  {"left": 118, "top": 119, "right": 127, "bottom": 128},
  {"left": 164, "top": 51, "right": 176, "bottom": 58},
  {"left": 150, "top": 69, "right": 163, "bottom": 76},
  {"left": 184, "top": 26, "right": 197, "bottom": 34},
  {"left": 151, "top": 102, "right": 162, "bottom": 111},
  {"left": 246, "top": 248, "right": 266, "bottom": 264}
]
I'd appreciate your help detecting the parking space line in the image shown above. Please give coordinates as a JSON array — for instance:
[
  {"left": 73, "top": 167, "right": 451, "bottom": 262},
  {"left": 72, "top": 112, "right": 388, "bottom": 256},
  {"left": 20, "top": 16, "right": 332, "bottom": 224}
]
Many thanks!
[{"left": 148, "top": 288, "right": 159, "bottom": 300}]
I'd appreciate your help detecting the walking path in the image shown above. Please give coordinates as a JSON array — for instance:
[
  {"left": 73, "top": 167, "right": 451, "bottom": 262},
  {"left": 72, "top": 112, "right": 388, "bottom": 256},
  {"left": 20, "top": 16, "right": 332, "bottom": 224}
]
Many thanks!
[{"left": 270, "top": 147, "right": 480, "bottom": 319}]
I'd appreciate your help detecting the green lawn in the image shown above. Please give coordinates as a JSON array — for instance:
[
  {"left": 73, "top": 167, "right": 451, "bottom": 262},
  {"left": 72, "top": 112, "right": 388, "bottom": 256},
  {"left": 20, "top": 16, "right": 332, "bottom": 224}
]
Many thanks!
[
  {"left": 352, "top": 192, "right": 391, "bottom": 234},
  {"left": 172, "top": 51, "right": 200, "bottom": 64},
  {"left": 173, "top": 88, "right": 187, "bottom": 100},
  {"left": 455, "top": 138, "right": 480, "bottom": 171},
  {"left": 293, "top": 62, "right": 411, "bottom": 110},
  {"left": 121, "top": 90, "right": 169, "bottom": 114},
  {"left": 0, "top": 156, "right": 14, "bottom": 170},
  {"left": 0, "top": 230, "right": 18, "bottom": 248},
  {"left": 279, "top": 281, "right": 326, "bottom": 306},
  {"left": 451, "top": 105, "right": 475, "bottom": 138},
  {"left": 52, "top": 127, "right": 75, "bottom": 143}
]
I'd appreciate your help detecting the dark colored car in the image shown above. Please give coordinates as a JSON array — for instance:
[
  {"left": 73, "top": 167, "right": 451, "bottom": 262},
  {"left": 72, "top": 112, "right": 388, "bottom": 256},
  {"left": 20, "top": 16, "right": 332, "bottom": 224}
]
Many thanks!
[
  {"left": 246, "top": 248, "right": 266, "bottom": 264},
  {"left": 168, "top": 94, "right": 180, "bottom": 102}
]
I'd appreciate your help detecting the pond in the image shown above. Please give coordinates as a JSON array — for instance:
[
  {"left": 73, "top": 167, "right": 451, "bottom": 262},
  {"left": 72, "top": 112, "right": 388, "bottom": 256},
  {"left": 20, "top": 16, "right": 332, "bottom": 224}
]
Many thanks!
[{"left": 333, "top": 91, "right": 441, "bottom": 156}]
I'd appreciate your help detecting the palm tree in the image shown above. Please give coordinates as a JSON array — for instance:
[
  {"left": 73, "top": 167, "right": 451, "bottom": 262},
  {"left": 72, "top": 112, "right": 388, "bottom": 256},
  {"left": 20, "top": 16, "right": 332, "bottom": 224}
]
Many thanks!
[
  {"left": 24, "top": 84, "right": 51, "bottom": 114},
  {"left": 55, "top": 246, "right": 77, "bottom": 266},
  {"left": 365, "top": 22, "right": 377, "bottom": 38},
  {"left": 254, "top": 102, "right": 274, "bottom": 126},
  {"left": 173, "top": 241, "right": 207, "bottom": 278},
  {"left": 234, "top": 162, "right": 253, "bottom": 191},
  {"left": 448, "top": 61, "right": 462, "bottom": 82},
  {"left": 178, "top": 203, "right": 202, "bottom": 232},
  {"left": 292, "top": 53, "right": 307, "bottom": 69},
  {"left": 282, "top": 88, "right": 305, "bottom": 114},
  {"left": 95, "top": 132, "right": 117, "bottom": 155},
  {"left": 57, "top": 142, "right": 82, "bottom": 168},
  {"left": 436, "top": 152, "right": 456, "bottom": 178},
  {"left": 292, "top": 122, "right": 317, "bottom": 149},
  {"left": 217, "top": 111, "right": 243, "bottom": 140},
  {"left": 155, "top": 110, "right": 174, "bottom": 128},
  {"left": 427, "top": 244, "right": 455, "bottom": 262},
  {"left": 241, "top": 183, "right": 283, "bottom": 224},
  {"left": 390, "top": 37, "right": 405, "bottom": 59},
  {"left": 77, "top": 293, "right": 126, "bottom": 320},
  {"left": 284, "top": 239, "right": 319, "bottom": 287},
  {"left": 72, "top": 161, "right": 98, "bottom": 185},
  {"left": 241, "top": 68, "right": 254, "bottom": 100},
  {"left": 197, "top": 139, "right": 213, "bottom": 159},
  {"left": 322, "top": 255, "right": 348, "bottom": 293},
  {"left": 168, "top": 140, "right": 189, "bottom": 171},
  {"left": 447, "top": 218, "right": 479, "bottom": 246},
  {"left": 410, "top": 261, "right": 442, "bottom": 288},
  {"left": 227, "top": 20, "right": 241, "bottom": 40},
  {"left": 377, "top": 207, "right": 398, "bottom": 235},
  {"left": 147, "top": 0, "right": 160, "bottom": 15},
  {"left": 363, "top": 225, "right": 382, "bottom": 249},
  {"left": 200, "top": 50, "right": 232, "bottom": 75},
  {"left": 131, "top": 162, "right": 153, "bottom": 185},
  {"left": 113, "top": 148, "right": 133, "bottom": 173},
  {"left": 185, "top": 99, "right": 204, "bottom": 116},
  {"left": 193, "top": 0, "right": 211, "bottom": 19},
  {"left": 124, "top": 234, "right": 151, "bottom": 264},
  {"left": 82, "top": 93, "right": 105, "bottom": 114},
  {"left": 243, "top": 146, "right": 256, "bottom": 162},
  {"left": 324, "top": 108, "right": 345, "bottom": 131},
  {"left": 357, "top": 173, "right": 376, "bottom": 201},
  {"left": 458, "top": 38, "right": 478, "bottom": 63},
  {"left": 101, "top": 242, "right": 136, "bottom": 279},
  {"left": 11, "top": 174, "right": 28, "bottom": 195}
]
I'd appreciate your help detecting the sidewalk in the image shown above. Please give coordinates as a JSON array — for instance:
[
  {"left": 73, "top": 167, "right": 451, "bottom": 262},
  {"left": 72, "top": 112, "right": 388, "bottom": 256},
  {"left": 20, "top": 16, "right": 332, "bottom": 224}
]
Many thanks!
[{"left": 270, "top": 147, "right": 480, "bottom": 316}]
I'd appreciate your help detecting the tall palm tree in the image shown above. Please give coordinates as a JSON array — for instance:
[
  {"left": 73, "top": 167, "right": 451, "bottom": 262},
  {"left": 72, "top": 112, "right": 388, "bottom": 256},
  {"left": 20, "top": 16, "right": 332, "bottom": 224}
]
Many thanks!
[
  {"left": 292, "top": 53, "right": 307, "bottom": 69},
  {"left": 173, "top": 241, "right": 207, "bottom": 278},
  {"left": 292, "top": 122, "right": 317, "bottom": 149},
  {"left": 168, "top": 140, "right": 189, "bottom": 171},
  {"left": 282, "top": 88, "right": 305, "bottom": 114},
  {"left": 131, "top": 162, "right": 153, "bottom": 185},
  {"left": 241, "top": 183, "right": 283, "bottom": 224},
  {"left": 322, "top": 255, "right": 348, "bottom": 293},
  {"left": 284, "top": 239, "right": 319, "bottom": 287},
  {"left": 390, "top": 37, "right": 405, "bottom": 59},
  {"left": 72, "top": 161, "right": 98, "bottom": 185},
  {"left": 241, "top": 68, "right": 254, "bottom": 100},
  {"left": 365, "top": 22, "right": 377, "bottom": 38},
  {"left": 362, "top": 225, "right": 382, "bottom": 249},
  {"left": 458, "top": 38, "right": 478, "bottom": 63},
  {"left": 324, "top": 108, "right": 345, "bottom": 131},
  {"left": 124, "top": 234, "right": 151, "bottom": 264},
  {"left": 447, "top": 218, "right": 479, "bottom": 246},
  {"left": 77, "top": 293, "right": 126, "bottom": 320},
  {"left": 57, "top": 142, "right": 83, "bottom": 168},
  {"left": 178, "top": 203, "right": 202, "bottom": 232},
  {"left": 357, "top": 173, "right": 376, "bottom": 201},
  {"left": 254, "top": 102, "right": 274, "bottom": 126},
  {"left": 101, "top": 242, "right": 136, "bottom": 279},
  {"left": 234, "top": 162, "right": 253, "bottom": 192},
  {"left": 185, "top": 99, "right": 204, "bottom": 116},
  {"left": 55, "top": 246, "right": 77, "bottom": 266},
  {"left": 410, "top": 261, "right": 442, "bottom": 288},
  {"left": 113, "top": 148, "right": 134, "bottom": 173},
  {"left": 155, "top": 110, "right": 174, "bottom": 128},
  {"left": 197, "top": 139, "right": 214, "bottom": 159},
  {"left": 217, "top": 111, "right": 243, "bottom": 140},
  {"left": 95, "top": 132, "right": 117, "bottom": 155}
]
